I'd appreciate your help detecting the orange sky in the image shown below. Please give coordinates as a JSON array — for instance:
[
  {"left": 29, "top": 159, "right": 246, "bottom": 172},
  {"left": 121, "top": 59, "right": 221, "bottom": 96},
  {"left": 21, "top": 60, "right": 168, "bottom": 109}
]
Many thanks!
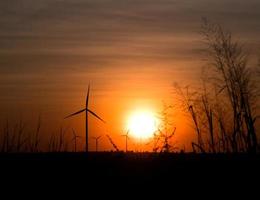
[{"left": 0, "top": 0, "right": 260, "bottom": 151}]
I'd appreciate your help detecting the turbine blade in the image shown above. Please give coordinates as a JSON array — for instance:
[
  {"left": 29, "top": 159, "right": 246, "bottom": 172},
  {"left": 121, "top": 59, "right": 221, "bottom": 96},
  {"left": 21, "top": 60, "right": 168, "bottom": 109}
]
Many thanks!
[
  {"left": 64, "top": 108, "right": 86, "bottom": 119},
  {"left": 86, "top": 84, "right": 90, "bottom": 108},
  {"left": 87, "top": 109, "right": 105, "bottom": 123}
]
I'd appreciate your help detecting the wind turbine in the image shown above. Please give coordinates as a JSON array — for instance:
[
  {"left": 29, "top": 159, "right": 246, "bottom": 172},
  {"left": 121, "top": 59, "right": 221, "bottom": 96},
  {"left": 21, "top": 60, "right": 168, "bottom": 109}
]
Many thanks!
[
  {"left": 91, "top": 135, "right": 102, "bottom": 152},
  {"left": 72, "top": 129, "right": 81, "bottom": 152},
  {"left": 121, "top": 130, "right": 130, "bottom": 152},
  {"left": 64, "top": 85, "right": 105, "bottom": 152}
]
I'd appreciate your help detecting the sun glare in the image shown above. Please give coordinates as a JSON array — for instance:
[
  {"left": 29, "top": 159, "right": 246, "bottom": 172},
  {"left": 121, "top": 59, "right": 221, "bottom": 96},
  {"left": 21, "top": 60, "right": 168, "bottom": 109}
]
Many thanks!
[{"left": 127, "top": 111, "right": 157, "bottom": 140}]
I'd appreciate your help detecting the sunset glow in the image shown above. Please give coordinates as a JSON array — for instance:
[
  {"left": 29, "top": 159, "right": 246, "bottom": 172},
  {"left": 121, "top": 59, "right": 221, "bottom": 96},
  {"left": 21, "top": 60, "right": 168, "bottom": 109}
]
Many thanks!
[
  {"left": 127, "top": 111, "right": 158, "bottom": 140},
  {"left": 0, "top": 0, "right": 259, "bottom": 186},
  {"left": 0, "top": 0, "right": 259, "bottom": 153}
]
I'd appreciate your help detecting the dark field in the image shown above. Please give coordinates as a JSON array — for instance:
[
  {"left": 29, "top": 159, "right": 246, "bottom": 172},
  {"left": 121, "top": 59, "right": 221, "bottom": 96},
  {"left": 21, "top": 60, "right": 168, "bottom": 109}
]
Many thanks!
[{"left": 1, "top": 152, "right": 260, "bottom": 185}]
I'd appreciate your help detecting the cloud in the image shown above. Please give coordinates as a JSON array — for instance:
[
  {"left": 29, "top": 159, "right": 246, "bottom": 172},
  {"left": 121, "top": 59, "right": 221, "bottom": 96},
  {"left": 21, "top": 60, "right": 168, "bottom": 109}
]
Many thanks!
[{"left": 0, "top": 0, "right": 259, "bottom": 103}]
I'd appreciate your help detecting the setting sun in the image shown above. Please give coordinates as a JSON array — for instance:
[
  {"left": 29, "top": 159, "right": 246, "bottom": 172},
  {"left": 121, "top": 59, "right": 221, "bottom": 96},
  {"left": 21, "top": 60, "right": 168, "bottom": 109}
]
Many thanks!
[{"left": 127, "top": 111, "right": 158, "bottom": 140}]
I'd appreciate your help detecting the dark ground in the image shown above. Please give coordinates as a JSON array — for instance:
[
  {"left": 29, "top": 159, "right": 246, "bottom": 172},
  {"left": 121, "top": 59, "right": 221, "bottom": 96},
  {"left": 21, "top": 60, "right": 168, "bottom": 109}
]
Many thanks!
[{"left": 1, "top": 152, "right": 259, "bottom": 195}]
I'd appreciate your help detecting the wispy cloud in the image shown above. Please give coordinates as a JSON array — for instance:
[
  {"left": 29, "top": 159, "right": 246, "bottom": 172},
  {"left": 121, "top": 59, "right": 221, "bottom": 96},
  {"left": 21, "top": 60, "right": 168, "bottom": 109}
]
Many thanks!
[{"left": 0, "top": 0, "right": 259, "bottom": 107}]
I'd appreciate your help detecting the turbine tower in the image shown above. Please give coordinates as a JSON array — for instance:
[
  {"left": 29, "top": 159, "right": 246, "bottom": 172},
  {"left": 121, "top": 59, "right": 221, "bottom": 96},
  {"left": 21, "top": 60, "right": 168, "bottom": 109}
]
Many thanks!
[
  {"left": 121, "top": 130, "right": 130, "bottom": 152},
  {"left": 92, "top": 135, "right": 102, "bottom": 152},
  {"left": 65, "top": 85, "right": 105, "bottom": 152},
  {"left": 72, "top": 129, "right": 81, "bottom": 152}
]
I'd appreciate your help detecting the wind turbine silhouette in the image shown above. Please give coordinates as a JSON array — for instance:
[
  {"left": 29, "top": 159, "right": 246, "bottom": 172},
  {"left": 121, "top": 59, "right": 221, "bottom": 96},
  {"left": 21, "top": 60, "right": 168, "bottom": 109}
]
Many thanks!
[
  {"left": 72, "top": 129, "right": 81, "bottom": 152},
  {"left": 92, "top": 135, "right": 102, "bottom": 152},
  {"left": 64, "top": 85, "right": 105, "bottom": 152},
  {"left": 121, "top": 130, "right": 130, "bottom": 152}
]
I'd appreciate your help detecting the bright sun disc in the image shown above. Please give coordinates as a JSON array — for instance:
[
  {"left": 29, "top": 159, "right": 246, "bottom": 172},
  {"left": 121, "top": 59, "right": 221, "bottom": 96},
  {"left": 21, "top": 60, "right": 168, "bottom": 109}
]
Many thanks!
[{"left": 127, "top": 111, "right": 157, "bottom": 139}]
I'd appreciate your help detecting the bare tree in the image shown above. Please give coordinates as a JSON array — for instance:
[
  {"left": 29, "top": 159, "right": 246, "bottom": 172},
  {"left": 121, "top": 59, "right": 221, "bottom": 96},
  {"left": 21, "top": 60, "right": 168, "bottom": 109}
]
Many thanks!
[
  {"left": 201, "top": 19, "right": 258, "bottom": 153},
  {"left": 152, "top": 103, "right": 178, "bottom": 153},
  {"left": 174, "top": 20, "right": 258, "bottom": 153},
  {"left": 174, "top": 84, "right": 205, "bottom": 152}
]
